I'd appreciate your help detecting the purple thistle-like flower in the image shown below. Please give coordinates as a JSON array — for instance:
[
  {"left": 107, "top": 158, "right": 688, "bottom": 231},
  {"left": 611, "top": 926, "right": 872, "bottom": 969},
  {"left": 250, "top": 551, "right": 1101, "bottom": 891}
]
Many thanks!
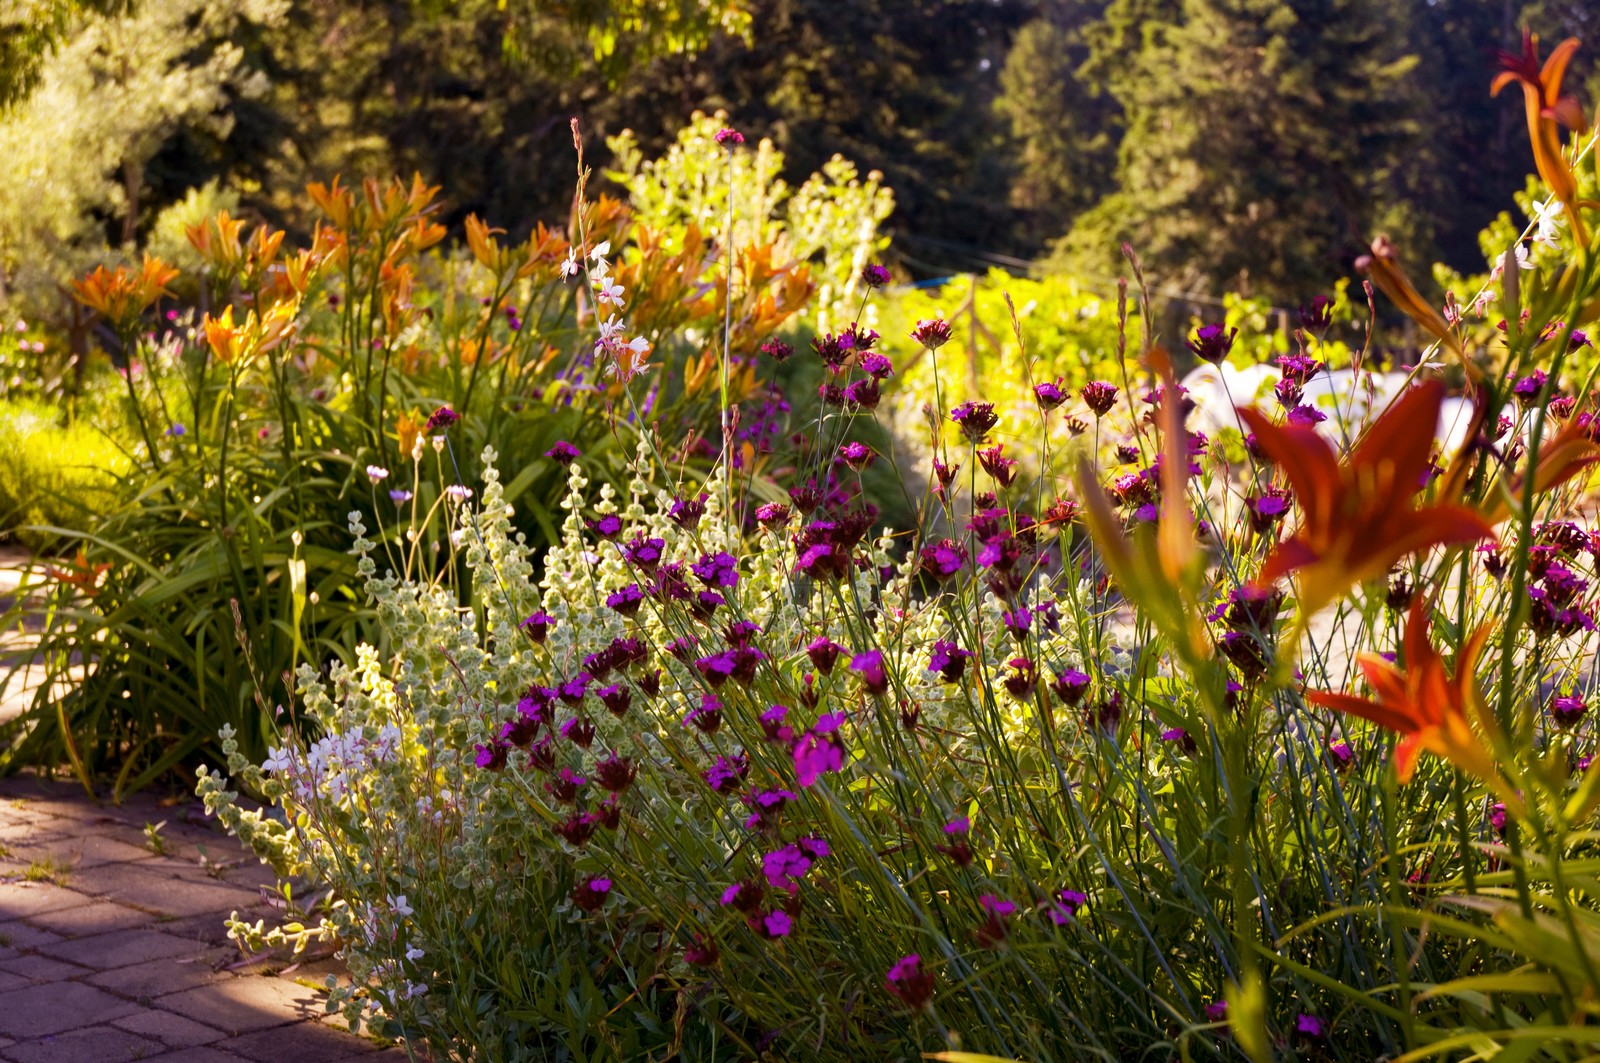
[
  {"left": 714, "top": 127, "right": 744, "bottom": 147},
  {"left": 545, "top": 440, "right": 581, "bottom": 462},
  {"left": 1033, "top": 379, "right": 1068, "bottom": 410},
  {"left": 918, "top": 538, "right": 968, "bottom": 581},
  {"left": 519, "top": 611, "right": 555, "bottom": 643},
  {"left": 571, "top": 875, "right": 611, "bottom": 913},
  {"left": 1001, "top": 606, "right": 1031, "bottom": 641},
  {"left": 755, "top": 501, "right": 791, "bottom": 527},
  {"left": 669, "top": 493, "right": 708, "bottom": 530},
  {"left": 1204, "top": 1000, "right": 1228, "bottom": 1022},
  {"left": 691, "top": 551, "right": 740, "bottom": 588},
  {"left": 1299, "top": 295, "right": 1335, "bottom": 331},
  {"left": 704, "top": 753, "right": 750, "bottom": 794},
  {"left": 1080, "top": 380, "right": 1118, "bottom": 417},
  {"left": 885, "top": 954, "right": 935, "bottom": 1009},
  {"left": 844, "top": 377, "right": 881, "bottom": 409},
  {"left": 425, "top": 406, "right": 459, "bottom": 430},
  {"left": 474, "top": 739, "right": 510, "bottom": 770},
  {"left": 1295, "top": 1013, "right": 1326, "bottom": 1040},
  {"left": 927, "top": 640, "right": 972, "bottom": 682},
  {"left": 849, "top": 650, "right": 888, "bottom": 695},
  {"left": 1053, "top": 669, "right": 1090, "bottom": 706},
  {"left": 861, "top": 263, "right": 891, "bottom": 288},
  {"left": 1552, "top": 693, "right": 1588, "bottom": 727},
  {"left": 685, "top": 692, "right": 724, "bottom": 734},
  {"left": 1186, "top": 323, "right": 1237, "bottom": 364},
  {"left": 597, "top": 683, "right": 632, "bottom": 717},
  {"left": 1161, "top": 727, "right": 1197, "bottom": 755},
  {"left": 859, "top": 352, "right": 894, "bottom": 379},
  {"left": 760, "top": 337, "right": 793, "bottom": 361},
  {"left": 806, "top": 636, "right": 843, "bottom": 674},
  {"left": 794, "top": 729, "right": 845, "bottom": 788},
  {"left": 586, "top": 513, "right": 623, "bottom": 539},
  {"left": 1327, "top": 739, "right": 1355, "bottom": 771},
  {"left": 950, "top": 401, "right": 1000, "bottom": 443},
  {"left": 836, "top": 441, "right": 876, "bottom": 470},
  {"left": 758, "top": 909, "right": 792, "bottom": 939},
  {"left": 1287, "top": 405, "right": 1327, "bottom": 427},
  {"left": 559, "top": 716, "right": 595, "bottom": 748},
  {"left": 622, "top": 536, "right": 666, "bottom": 572},
  {"left": 1513, "top": 368, "right": 1548, "bottom": 404},
  {"left": 910, "top": 318, "right": 952, "bottom": 350}
]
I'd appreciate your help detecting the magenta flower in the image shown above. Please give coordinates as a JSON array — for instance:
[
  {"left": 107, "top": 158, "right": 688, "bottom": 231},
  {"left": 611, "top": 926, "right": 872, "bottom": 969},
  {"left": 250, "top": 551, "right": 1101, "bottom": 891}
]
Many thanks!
[
  {"left": 885, "top": 953, "right": 935, "bottom": 1009},
  {"left": 714, "top": 127, "right": 744, "bottom": 146},
  {"left": 1553, "top": 692, "right": 1588, "bottom": 727},
  {"left": 861, "top": 263, "right": 891, "bottom": 288},
  {"left": 605, "top": 584, "right": 644, "bottom": 617},
  {"left": 927, "top": 640, "right": 971, "bottom": 683},
  {"left": 918, "top": 538, "right": 968, "bottom": 581},
  {"left": 849, "top": 650, "right": 888, "bottom": 695},
  {"left": 837, "top": 441, "right": 876, "bottom": 470},
  {"left": 545, "top": 440, "right": 581, "bottom": 462},
  {"left": 1033, "top": 379, "right": 1068, "bottom": 410},
  {"left": 757, "top": 909, "right": 792, "bottom": 939},
  {"left": 474, "top": 739, "right": 509, "bottom": 771},
  {"left": 1052, "top": 669, "right": 1090, "bottom": 706},
  {"left": 1295, "top": 1013, "right": 1326, "bottom": 1040},
  {"left": 571, "top": 876, "right": 611, "bottom": 912},
  {"left": 1204, "top": 999, "right": 1228, "bottom": 1022},
  {"left": 794, "top": 727, "right": 845, "bottom": 788},
  {"left": 425, "top": 406, "right": 459, "bottom": 430},
  {"left": 1080, "top": 380, "right": 1118, "bottom": 416},
  {"left": 519, "top": 611, "right": 554, "bottom": 643},
  {"left": 1186, "top": 322, "right": 1237, "bottom": 364},
  {"left": 806, "top": 636, "right": 843, "bottom": 674},
  {"left": 950, "top": 401, "right": 1000, "bottom": 443},
  {"left": 910, "top": 318, "right": 952, "bottom": 350},
  {"left": 760, "top": 337, "right": 793, "bottom": 362},
  {"left": 597, "top": 683, "right": 631, "bottom": 717}
]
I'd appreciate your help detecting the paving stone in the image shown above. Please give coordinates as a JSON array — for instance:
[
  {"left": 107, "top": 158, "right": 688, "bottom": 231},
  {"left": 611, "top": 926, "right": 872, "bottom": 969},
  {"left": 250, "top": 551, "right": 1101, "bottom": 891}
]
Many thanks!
[
  {"left": 134, "top": 1049, "right": 243, "bottom": 1063},
  {"left": 0, "top": 883, "right": 89, "bottom": 921},
  {"left": 0, "top": 954, "right": 92, "bottom": 983},
  {"left": 0, "top": 982, "right": 140, "bottom": 1039},
  {"left": 0, "top": 972, "right": 28, "bottom": 995},
  {"left": 39, "top": 928, "right": 208, "bottom": 971},
  {"left": 218, "top": 1019, "right": 374, "bottom": 1062},
  {"left": 59, "top": 864, "right": 257, "bottom": 917},
  {"left": 86, "top": 956, "right": 229, "bottom": 1001},
  {"left": 22, "top": 901, "right": 155, "bottom": 937},
  {"left": 0, "top": 921, "right": 64, "bottom": 950},
  {"left": 156, "top": 976, "right": 323, "bottom": 1036},
  {"left": 0, "top": 1025, "right": 164, "bottom": 1063},
  {"left": 6, "top": 833, "right": 155, "bottom": 870},
  {"left": 111, "top": 1010, "right": 226, "bottom": 1048}
]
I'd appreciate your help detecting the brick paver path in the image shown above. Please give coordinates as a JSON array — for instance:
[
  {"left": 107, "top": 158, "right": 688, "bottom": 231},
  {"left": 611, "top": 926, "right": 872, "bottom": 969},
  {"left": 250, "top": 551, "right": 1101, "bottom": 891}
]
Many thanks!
[{"left": 0, "top": 773, "right": 403, "bottom": 1063}]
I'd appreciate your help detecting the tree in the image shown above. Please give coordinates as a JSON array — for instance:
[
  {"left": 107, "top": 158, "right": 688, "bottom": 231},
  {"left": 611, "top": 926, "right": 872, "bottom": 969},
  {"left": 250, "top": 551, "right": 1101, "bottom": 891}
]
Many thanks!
[
  {"left": 0, "top": 0, "right": 285, "bottom": 308},
  {"left": 1057, "top": 0, "right": 1425, "bottom": 301},
  {"left": 994, "top": 4, "right": 1117, "bottom": 249}
]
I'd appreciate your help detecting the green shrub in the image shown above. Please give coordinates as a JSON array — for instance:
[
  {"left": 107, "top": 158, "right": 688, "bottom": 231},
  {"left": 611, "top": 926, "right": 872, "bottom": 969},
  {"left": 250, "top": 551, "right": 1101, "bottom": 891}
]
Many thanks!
[{"left": 0, "top": 399, "right": 126, "bottom": 548}]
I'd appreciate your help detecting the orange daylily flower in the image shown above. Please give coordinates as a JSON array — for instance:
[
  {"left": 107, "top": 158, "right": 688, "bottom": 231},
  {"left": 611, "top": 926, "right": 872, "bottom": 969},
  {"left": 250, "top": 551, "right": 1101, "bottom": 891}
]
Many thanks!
[
  {"left": 1492, "top": 30, "right": 1589, "bottom": 244},
  {"left": 1307, "top": 600, "right": 1505, "bottom": 789},
  {"left": 1240, "top": 380, "right": 1495, "bottom": 618},
  {"left": 70, "top": 255, "right": 179, "bottom": 328},
  {"left": 44, "top": 549, "right": 111, "bottom": 593},
  {"left": 397, "top": 410, "right": 424, "bottom": 460}
]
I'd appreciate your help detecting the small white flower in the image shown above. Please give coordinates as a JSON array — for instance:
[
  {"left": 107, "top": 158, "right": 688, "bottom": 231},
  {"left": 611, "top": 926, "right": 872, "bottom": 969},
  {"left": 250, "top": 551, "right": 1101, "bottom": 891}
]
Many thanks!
[
  {"left": 559, "top": 249, "right": 580, "bottom": 279},
  {"left": 389, "top": 894, "right": 414, "bottom": 917},
  {"left": 290, "top": 530, "right": 303, "bottom": 547},
  {"left": 431, "top": 435, "right": 446, "bottom": 453},
  {"left": 624, "top": 335, "right": 650, "bottom": 355},
  {"left": 262, "top": 746, "right": 294, "bottom": 774},
  {"left": 405, "top": 946, "right": 425, "bottom": 961},
  {"left": 445, "top": 485, "right": 473, "bottom": 503},
  {"left": 1532, "top": 198, "right": 1564, "bottom": 247},
  {"left": 597, "top": 278, "right": 625, "bottom": 305},
  {"left": 588, "top": 240, "right": 610, "bottom": 262},
  {"left": 1490, "top": 243, "right": 1532, "bottom": 280},
  {"left": 366, "top": 465, "right": 389, "bottom": 483},
  {"left": 597, "top": 315, "right": 626, "bottom": 342}
]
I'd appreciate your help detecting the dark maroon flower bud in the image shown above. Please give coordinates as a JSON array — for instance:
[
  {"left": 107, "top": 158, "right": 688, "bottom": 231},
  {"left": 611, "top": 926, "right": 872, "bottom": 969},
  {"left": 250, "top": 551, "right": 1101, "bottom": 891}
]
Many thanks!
[
  {"left": 1052, "top": 669, "right": 1089, "bottom": 706},
  {"left": 806, "top": 636, "right": 843, "bottom": 674},
  {"left": 1299, "top": 295, "right": 1335, "bottom": 332},
  {"left": 760, "top": 337, "right": 793, "bottom": 362},
  {"left": 1186, "top": 323, "right": 1237, "bottom": 364},
  {"left": 950, "top": 401, "right": 999, "bottom": 443},
  {"left": 885, "top": 953, "right": 936, "bottom": 1010},
  {"left": 425, "top": 406, "right": 459, "bottom": 430},
  {"left": 594, "top": 755, "right": 636, "bottom": 792},
  {"left": 1080, "top": 380, "right": 1118, "bottom": 416},
  {"left": 910, "top": 318, "right": 952, "bottom": 349},
  {"left": 598, "top": 683, "right": 632, "bottom": 717},
  {"left": 519, "top": 611, "right": 555, "bottom": 643},
  {"left": 1033, "top": 379, "right": 1068, "bottom": 411},
  {"left": 553, "top": 812, "right": 597, "bottom": 846},
  {"left": 861, "top": 263, "right": 891, "bottom": 288},
  {"left": 545, "top": 440, "right": 581, "bottom": 462},
  {"left": 559, "top": 716, "right": 596, "bottom": 748},
  {"left": 571, "top": 875, "right": 611, "bottom": 912}
]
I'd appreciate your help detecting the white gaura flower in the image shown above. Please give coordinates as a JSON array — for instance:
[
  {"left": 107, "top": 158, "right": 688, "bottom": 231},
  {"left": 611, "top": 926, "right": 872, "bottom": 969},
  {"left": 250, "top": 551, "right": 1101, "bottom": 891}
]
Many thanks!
[
  {"left": 261, "top": 746, "right": 294, "bottom": 774},
  {"left": 588, "top": 240, "right": 610, "bottom": 262},
  {"left": 405, "top": 946, "right": 425, "bottom": 961},
  {"left": 365, "top": 465, "right": 389, "bottom": 484},
  {"left": 1490, "top": 242, "right": 1532, "bottom": 281},
  {"left": 388, "top": 894, "right": 414, "bottom": 917},
  {"left": 597, "top": 278, "right": 625, "bottom": 306},
  {"left": 559, "top": 248, "right": 580, "bottom": 279},
  {"left": 1532, "top": 198, "right": 1564, "bottom": 247}
]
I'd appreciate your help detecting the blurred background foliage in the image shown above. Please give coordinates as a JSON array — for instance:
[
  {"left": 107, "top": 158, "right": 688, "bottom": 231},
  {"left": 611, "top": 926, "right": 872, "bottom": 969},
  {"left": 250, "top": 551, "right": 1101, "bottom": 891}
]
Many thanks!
[{"left": 3, "top": 0, "right": 1596, "bottom": 319}]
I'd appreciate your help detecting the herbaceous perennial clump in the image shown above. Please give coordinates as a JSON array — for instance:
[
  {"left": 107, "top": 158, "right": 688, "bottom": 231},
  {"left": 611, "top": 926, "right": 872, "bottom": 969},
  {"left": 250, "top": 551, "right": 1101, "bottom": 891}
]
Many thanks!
[{"left": 198, "top": 33, "right": 1600, "bottom": 1063}]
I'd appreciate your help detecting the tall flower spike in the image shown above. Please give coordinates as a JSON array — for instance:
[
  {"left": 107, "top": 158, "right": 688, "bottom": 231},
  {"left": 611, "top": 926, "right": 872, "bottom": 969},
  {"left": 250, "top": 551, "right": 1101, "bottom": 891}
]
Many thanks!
[
  {"left": 1239, "top": 380, "right": 1495, "bottom": 620},
  {"left": 1492, "top": 30, "right": 1589, "bottom": 245},
  {"left": 1306, "top": 600, "right": 1512, "bottom": 799}
]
